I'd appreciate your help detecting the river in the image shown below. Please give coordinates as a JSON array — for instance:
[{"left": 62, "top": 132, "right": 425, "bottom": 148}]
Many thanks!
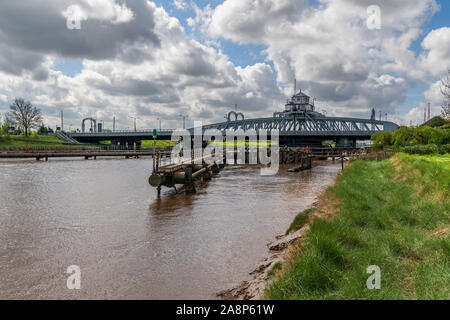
[{"left": 0, "top": 157, "right": 340, "bottom": 299}]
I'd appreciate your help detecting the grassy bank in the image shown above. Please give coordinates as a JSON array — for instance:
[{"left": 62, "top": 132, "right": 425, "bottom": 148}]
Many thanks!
[
  {"left": 141, "top": 140, "right": 176, "bottom": 148},
  {"left": 265, "top": 153, "right": 449, "bottom": 299},
  {"left": 99, "top": 140, "right": 176, "bottom": 148},
  {"left": 0, "top": 135, "right": 64, "bottom": 148},
  {"left": 0, "top": 135, "right": 101, "bottom": 149}
]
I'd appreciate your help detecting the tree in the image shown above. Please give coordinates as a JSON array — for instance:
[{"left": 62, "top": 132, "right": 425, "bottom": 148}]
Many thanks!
[
  {"left": 392, "top": 126, "right": 413, "bottom": 147},
  {"left": 37, "top": 125, "right": 54, "bottom": 134},
  {"left": 1, "top": 113, "right": 14, "bottom": 134},
  {"left": 7, "top": 98, "right": 42, "bottom": 136},
  {"left": 441, "top": 69, "right": 450, "bottom": 120},
  {"left": 422, "top": 116, "right": 449, "bottom": 128},
  {"left": 371, "top": 131, "right": 393, "bottom": 149}
]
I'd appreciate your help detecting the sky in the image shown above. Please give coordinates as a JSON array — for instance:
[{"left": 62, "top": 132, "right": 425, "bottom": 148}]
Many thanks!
[{"left": 0, "top": 0, "right": 449, "bottom": 131}]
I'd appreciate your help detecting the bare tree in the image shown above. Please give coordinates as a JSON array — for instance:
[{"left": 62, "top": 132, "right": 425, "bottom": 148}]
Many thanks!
[
  {"left": 441, "top": 69, "right": 450, "bottom": 120},
  {"left": 7, "top": 98, "right": 42, "bottom": 136}
]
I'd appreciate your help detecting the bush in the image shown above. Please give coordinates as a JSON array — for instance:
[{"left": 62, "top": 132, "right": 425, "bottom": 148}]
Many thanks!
[
  {"left": 400, "top": 144, "right": 439, "bottom": 155},
  {"left": 372, "top": 126, "right": 450, "bottom": 149},
  {"left": 371, "top": 131, "right": 393, "bottom": 149},
  {"left": 392, "top": 126, "right": 414, "bottom": 147},
  {"left": 439, "top": 144, "right": 450, "bottom": 154},
  {"left": 422, "top": 116, "right": 449, "bottom": 128},
  {"left": 0, "top": 135, "right": 11, "bottom": 143}
]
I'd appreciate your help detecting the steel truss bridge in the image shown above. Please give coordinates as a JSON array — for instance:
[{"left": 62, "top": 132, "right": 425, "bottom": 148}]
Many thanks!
[{"left": 67, "top": 115, "right": 398, "bottom": 147}]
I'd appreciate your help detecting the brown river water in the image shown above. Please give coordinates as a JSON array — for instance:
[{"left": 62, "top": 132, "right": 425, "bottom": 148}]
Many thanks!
[{"left": 0, "top": 157, "right": 340, "bottom": 299}]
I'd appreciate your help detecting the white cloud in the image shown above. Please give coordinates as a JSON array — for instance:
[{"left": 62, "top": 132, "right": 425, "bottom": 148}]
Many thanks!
[
  {"left": 173, "top": 0, "right": 188, "bottom": 11},
  {"left": 62, "top": 0, "right": 134, "bottom": 24},
  {"left": 0, "top": 0, "right": 448, "bottom": 131},
  {"left": 420, "top": 27, "right": 450, "bottom": 76},
  {"left": 0, "top": 1, "right": 284, "bottom": 130},
  {"left": 186, "top": 0, "right": 450, "bottom": 121}
]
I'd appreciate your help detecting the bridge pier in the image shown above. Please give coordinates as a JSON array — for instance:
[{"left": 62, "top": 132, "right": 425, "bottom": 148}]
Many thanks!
[
  {"left": 111, "top": 140, "right": 119, "bottom": 150},
  {"left": 136, "top": 141, "right": 142, "bottom": 151},
  {"left": 336, "top": 138, "right": 356, "bottom": 148}
]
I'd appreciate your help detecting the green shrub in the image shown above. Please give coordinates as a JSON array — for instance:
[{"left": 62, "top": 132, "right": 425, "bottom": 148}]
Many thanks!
[
  {"left": 372, "top": 126, "right": 450, "bottom": 149},
  {"left": 371, "top": 131, "right": 393, "bottom": 149},
  {"left": 393, "top": 126, "right": 414, "bottom": 147},
  {"left": 401, "top": 144, "right": 439, "bottom": 155},
  {"left": 0, "top": 135, "right": 11, "bottom": 143},
  {"left": 422, "top": 116, "right": 449, "bottom": 128},
  {"left": 439, "top": 144, "right": 450, "bottom": 154}
]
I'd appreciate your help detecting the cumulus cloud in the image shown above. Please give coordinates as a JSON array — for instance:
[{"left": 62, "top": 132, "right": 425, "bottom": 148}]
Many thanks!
[
  {"left": 173, "top": 0, "right": 188, "bottom": 11},
  {"left": 0, "top": 0, "right": 448, "bottom": 130},
  {"left": 195, "top": 0, "right": 445, "bottom": 119},
  {"left": 0, "top": 0, "right": 284, "bottom": 129},
  {"left": 0, "top": 0, "right": 159, "bottom": 76},
  {"left": 420, "top": 27, "right": 450, "bottom": 76},
  {"left": 62, "top": 0, "right": 134, "bottom": 25}
]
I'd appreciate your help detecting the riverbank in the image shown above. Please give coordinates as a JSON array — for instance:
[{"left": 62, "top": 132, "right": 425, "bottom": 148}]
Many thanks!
[
  {"left": 220, "top": 153, "right": 449, "bottom": 299},
  {"left": 0, "top": 135, "right": 76, "bottom": 149},
  {"left": 0, "top": 135, "right": 176, "bottom": 151}
]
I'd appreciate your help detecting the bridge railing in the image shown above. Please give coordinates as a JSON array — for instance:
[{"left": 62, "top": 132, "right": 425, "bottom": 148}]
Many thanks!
[
  {"left": 0, "top": 146, "right": 102, "bottom": 152},
  {"left": 0, "top": 145, "right": 173, "bottom": 153},
  {"left": 70, "top": 129, "right": 176, "bottom": 135}
]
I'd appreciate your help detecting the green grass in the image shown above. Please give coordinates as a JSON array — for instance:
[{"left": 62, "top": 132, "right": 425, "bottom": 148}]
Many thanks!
[
  {"left": 24, "top": 134, "right": 64, "bottom": 142},
  {"left": 99, "top": 140, "right": 176, "bottom": 148},
  {"left": 268, "top": 262, "right": 283, "bottom": 277},
  {"left": 265, "top": 153, "right": 449, "bottom": 299},
  {"left": 209, "top": 140, "right": 277, "bottom": 147},
  {"left": 0, "top": 134, "right": 100, "bottom": 149},
  {"left": 413, "top": 153, "right": 450, "bottom": 169},
  {"left": 141, "top": 140, "right": 177, "bottom": 148},
  {"left": 285, "top": 208, "right": 315, "bottom": 235},
  {"left": 0, "top": 135, "right": 64, "bottom": 148}
]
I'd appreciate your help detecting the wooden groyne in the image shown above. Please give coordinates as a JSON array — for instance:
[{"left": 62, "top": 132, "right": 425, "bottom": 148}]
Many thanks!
[{"left": 148, "top": 147, "right": 315, "bottom": 196}]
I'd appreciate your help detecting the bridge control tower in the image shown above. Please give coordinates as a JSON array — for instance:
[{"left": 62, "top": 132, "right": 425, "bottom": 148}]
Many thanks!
[{"left": 274, "top": 90, "right": 323, "bottom": 118}]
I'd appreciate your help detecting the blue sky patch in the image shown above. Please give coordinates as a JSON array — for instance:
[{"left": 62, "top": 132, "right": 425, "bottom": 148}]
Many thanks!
[{"left": 52, "top": 59, "right": 83, "bottom": 77}]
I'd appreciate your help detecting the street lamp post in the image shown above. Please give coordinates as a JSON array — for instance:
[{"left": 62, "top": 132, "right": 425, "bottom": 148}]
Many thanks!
[
  {"left": 128, "top": 116, "right": 139, "bottom": 131},
  {"left": 179, "top": 114, "right": 186, "bottom": 129},
  {"left": 157, "top": 118, "right": 161, "bottom": 131}
]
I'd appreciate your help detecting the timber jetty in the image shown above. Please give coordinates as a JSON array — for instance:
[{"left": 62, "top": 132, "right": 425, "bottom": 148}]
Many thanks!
[{"left": 148, "top": 146, "right": 365, "bottom": 196}]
